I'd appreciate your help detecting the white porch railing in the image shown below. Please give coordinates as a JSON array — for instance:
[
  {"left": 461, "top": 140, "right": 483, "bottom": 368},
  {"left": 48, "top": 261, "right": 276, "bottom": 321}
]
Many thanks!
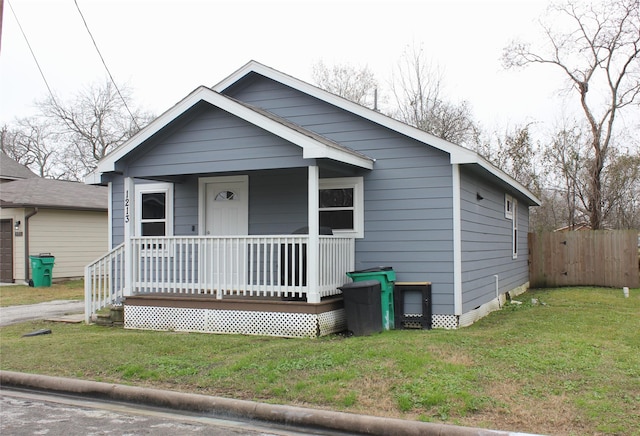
[
  {"left": 84, "top": 236, "right": 354, "bottom": 323},
  {"left": 129, "top": 235, "right": 354, "bottom": 300},
  {"left": 84, "top": 242, "right": 125, "bottom": 323}
]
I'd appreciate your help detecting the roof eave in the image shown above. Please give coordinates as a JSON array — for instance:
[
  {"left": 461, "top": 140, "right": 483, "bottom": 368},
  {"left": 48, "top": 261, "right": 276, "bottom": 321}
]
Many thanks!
[
  {"left": 84, "top": 170, "right": 102, "bottom": 185},
  {"left": 473, "top": 157, "right": 541, "bottom": 206}
]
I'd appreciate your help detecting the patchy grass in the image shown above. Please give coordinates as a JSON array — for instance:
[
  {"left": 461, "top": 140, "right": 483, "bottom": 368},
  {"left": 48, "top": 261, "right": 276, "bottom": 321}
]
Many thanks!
[
  {"left": 1, "top": 287, "right": 638, "bottom": 435},
  {"left": 0, "top": 280, "right": 84, "bottom": 307}
]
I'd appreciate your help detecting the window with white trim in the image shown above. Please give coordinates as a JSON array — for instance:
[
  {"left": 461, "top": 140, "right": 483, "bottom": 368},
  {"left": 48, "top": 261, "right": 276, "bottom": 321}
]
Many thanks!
[
  {"left": 319, "top": 177, "right": 364, "bottom": 238},
  {"left": 512, "top": 199, "right": 518, "bottom": 259},
  {"left": 505, "top": 194, "right": 513, "bottom": 219},
  {"left": 135, "top": 183, "right": 174, "bottom": 237}
]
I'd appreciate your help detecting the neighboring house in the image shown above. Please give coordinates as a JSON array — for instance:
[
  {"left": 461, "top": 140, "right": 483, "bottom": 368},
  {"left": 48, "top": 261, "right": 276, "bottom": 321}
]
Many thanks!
[
  {"left": 0, "top": 160, "right": 108, "bottom": 283},
  {"left": 85, "top": 61, "right": 540, "bottom": 337}
]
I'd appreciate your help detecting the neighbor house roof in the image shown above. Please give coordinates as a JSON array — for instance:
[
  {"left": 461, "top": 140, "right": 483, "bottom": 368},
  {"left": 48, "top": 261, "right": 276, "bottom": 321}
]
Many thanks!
[
  {"left": 0, "top": 152, "right": 39, "bottom": 181},
  {"left": 0, "top": 178, "right": 107, "bottom": 211}
]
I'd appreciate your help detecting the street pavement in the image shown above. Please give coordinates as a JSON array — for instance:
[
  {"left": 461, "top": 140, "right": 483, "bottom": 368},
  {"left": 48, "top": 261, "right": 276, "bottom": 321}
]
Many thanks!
[{"left": 1, "top": 389, "right": 326, "bottom": 436}]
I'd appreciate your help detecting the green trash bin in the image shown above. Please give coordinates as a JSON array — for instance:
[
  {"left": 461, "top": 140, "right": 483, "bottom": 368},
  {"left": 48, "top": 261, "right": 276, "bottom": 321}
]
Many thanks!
[
  {"left": 346, "top": 266, "right": 395, "bottom": 330},
  {"left": 29, "top": 253, "right": 55, "bottom": 287}
]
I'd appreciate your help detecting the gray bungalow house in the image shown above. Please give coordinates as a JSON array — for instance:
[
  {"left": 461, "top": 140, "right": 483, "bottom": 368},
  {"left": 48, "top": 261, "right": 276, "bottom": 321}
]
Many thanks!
[{"left": 84, "top": 61, "right": 540, "bottom": 337}]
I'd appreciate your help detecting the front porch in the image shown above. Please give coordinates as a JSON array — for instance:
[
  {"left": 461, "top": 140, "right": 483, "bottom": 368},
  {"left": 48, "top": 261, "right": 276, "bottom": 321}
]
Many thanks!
[{"left": 85, "top": 235, "right": 354, "bottom": 337}]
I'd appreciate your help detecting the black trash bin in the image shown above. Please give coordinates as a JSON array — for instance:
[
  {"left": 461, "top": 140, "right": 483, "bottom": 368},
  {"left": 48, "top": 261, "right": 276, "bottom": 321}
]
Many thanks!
[
  {"left": 346, "top": 266, "right": 396, "bottom": 330},
  {"left": 338, "top": 280, "right": 383, "bottom": 336}
]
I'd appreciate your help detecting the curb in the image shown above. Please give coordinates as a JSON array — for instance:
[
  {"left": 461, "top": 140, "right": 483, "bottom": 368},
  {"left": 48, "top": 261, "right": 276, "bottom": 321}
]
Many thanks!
[{"left": 0, "top": 370, "right": 527, "bottom": 436}]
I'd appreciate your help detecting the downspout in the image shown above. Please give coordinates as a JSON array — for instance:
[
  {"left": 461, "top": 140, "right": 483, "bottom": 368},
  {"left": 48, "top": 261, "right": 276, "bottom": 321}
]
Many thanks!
[
  {"left": 494, "top": 274, "right": 501, "bottom": 308},
  {"left": 23, "top": 207, "right": 38, "bottom": 283}
]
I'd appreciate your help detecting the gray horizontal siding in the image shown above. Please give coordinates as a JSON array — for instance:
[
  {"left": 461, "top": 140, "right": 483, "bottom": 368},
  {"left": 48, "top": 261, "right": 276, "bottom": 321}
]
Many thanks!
[
  {"left": 174, "top": 177, "right": 199, "bottom": 236},
  {"left": 249, "top": 169, "right": 308, "bottom": 235},
  {"left": 124, "top": 105, "right": 308, "bottom": 178},
  {"left": 460, "top": 166, "right": 530, "bottom": 312},
  {"left": 111, "top": 178, "right": 124, "bottom": 247},
  {"left": 224, "top": 75, "right": 458, "bottom": 314}
]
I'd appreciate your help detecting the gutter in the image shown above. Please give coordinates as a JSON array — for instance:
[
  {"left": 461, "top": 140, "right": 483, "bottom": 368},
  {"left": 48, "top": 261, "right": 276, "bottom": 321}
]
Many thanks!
[{"left": 23, "top": 207, "right": 38, "bottom": 283}]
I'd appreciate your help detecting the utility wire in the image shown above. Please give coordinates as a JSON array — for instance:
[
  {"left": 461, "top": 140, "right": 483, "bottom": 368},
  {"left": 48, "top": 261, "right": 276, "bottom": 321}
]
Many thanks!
[
  {"left": 73, "top": 0, "right": 140, "bottom": 130},
  {"left": 6, "top": 0, "right": 59, "bottom": 107}
]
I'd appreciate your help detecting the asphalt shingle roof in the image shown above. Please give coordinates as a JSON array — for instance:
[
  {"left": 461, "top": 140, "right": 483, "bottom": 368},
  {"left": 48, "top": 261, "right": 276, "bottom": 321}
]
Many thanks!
[
  {"left": 0, "top": 152, "right": 39, "bottom": 181},
  {"left": 0, "top": 178, "right": 107, "bottom": 211}
]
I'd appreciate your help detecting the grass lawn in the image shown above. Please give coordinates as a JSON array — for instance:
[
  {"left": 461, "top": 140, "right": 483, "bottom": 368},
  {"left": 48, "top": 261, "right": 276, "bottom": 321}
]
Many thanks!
[
  {"left": 1, "top": 286, "right": 638, "bottom": 435},
  {"left": 0, "top": 280, "right": 84, "bottom": 307}
]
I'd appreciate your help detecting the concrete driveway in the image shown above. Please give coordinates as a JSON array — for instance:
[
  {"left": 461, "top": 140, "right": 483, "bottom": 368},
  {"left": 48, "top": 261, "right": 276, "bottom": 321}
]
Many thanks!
[{"left": 0, "top": 300, "right": 84, "bottom": 327}]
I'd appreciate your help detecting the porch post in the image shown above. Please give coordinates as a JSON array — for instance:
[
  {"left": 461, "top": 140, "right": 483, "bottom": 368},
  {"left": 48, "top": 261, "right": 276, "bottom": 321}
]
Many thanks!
[
  {"left": 123, "top": 177, "right": 135, "bottom": 297},
  {"left": 307, "top": 165, "right": 320, "bottom": 303}
]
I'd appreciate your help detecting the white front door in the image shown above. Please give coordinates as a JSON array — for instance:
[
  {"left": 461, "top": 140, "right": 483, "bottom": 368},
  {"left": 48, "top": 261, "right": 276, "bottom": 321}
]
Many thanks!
[
  {"left": 201, "top": 176, "right": 249, "bottom": 235},
  {"left": 199, "top": 176, "right": 249, "bottom": 294}
]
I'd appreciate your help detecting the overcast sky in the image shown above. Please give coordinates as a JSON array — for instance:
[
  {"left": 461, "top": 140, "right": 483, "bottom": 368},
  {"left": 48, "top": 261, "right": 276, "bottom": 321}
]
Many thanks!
[{"left": 2, "top": 0, "right": 576, "bottom": 134}]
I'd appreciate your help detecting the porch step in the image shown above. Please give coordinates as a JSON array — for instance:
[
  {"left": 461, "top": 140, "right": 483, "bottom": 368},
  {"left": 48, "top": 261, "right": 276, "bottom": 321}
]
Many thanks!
[{"left": 94, "top": 306, "right": 124, "bottom": 327}]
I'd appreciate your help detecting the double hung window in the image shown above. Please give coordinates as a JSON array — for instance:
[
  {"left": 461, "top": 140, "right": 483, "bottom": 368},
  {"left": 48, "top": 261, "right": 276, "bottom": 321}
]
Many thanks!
[
  {"left": 135, "top": 183, "right": 173, "bottom": 237},
  {"left": 319, "top": 177, "right": 364, "bottom": 238}
]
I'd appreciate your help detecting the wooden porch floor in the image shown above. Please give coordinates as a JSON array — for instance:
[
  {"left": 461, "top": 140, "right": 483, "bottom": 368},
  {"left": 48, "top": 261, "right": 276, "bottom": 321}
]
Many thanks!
[{"left": 124, "top": 293, "right": 345, "bottom": 314}]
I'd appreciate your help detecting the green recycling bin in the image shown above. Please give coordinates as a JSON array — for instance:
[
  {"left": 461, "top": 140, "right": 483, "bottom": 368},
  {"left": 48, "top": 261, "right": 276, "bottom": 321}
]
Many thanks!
[
  {"left": 30, "top": 253, "right": 55, "bottom": 287},
  {"left": 346, "top": 266, "right": 395, "bottom": 330}
]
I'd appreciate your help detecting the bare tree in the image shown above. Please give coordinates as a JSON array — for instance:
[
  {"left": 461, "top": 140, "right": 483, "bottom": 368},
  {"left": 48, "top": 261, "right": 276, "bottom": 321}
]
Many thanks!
[
  {"left": 475, "top": 123, "right": 544, "bottom": 201},
  {"left": 39, "top": 80, "right": 153, "bottom": 176},
  {"left": 312, "top": 60, "right": 380, "bottom": 108},
  {"left": 601, "top": 148, "right": 640, "bottom": 228},
  {"left": 1, "top": 125, "right": 24, "bottom": 163},
  {"left": 503, "top": 0, "right": 640, "bottom": 229},
  {"left": 1, "top": 118, "right": 61, "bottom": 178},
  {"left": 391, "top": 44, "right": 479, "bottom": 146},
  {"left": 543, "top": 120, "right": 590, "bottom": 229},
  {"left": 530, "top": 188, "right": 572, "bottom": 232}
]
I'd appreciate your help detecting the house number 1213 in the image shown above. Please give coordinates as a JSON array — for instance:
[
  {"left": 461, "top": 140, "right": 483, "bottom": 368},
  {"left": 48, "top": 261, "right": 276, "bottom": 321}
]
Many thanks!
[{"left": 124, "top": 190, "right": 130, "bottom": 223}]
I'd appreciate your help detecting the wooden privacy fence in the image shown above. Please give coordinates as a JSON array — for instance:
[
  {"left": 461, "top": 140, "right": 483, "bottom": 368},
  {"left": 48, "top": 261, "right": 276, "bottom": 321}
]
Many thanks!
[{"left": 529, "top": 230, "right": 639, "bottom": 288}]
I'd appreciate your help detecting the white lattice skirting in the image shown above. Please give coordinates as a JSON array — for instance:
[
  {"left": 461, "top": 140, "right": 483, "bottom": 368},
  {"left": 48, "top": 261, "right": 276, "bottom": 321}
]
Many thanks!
[
  {"left": 123, "top": 282, "right": 530, "bottom": 336},
  {"left": 124, "top": 305, "right": 346, "bottom": 338}
]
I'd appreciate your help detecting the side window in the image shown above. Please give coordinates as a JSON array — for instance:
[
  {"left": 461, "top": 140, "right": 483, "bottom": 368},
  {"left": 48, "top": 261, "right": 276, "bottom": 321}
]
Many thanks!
[
  {"left": 505, "top": 194, "right": 513, "bottom": 219},
  {"left": 319, "top": 177, "right": 364, "bottom": 238},
  {"left": 135, "top": 183, "right": 173, "bottom": 237},
  {"left": 505, "top": 193, "right": 517, "bottom": 259}
]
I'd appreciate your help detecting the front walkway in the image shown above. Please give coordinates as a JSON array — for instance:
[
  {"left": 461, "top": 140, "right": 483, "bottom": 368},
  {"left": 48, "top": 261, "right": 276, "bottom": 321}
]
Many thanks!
[{"left": 0, "top": 300, "right": 84, "bottom": 327}]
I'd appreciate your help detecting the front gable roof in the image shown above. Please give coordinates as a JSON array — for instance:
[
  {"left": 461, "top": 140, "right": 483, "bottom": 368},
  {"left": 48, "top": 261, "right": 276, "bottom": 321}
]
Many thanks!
[
  {"left": 87, "top": 87, "right": 375, "bottom": 184},
  {"left": 88, "top": 60, "right": 539, "bottom": 206},
  {"left": 214, "top": 61, "right": 541, "bottom": 206}
]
